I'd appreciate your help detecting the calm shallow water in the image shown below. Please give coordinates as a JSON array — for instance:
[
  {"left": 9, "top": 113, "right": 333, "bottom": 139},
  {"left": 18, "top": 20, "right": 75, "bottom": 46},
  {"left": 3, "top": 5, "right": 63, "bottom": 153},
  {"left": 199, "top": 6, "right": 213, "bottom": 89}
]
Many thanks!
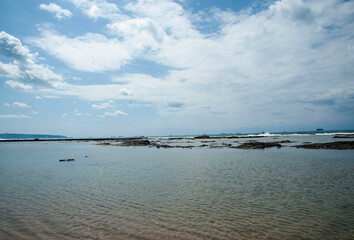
[{"left": 0, "top": 141, "right": 353, "bottom": 239}]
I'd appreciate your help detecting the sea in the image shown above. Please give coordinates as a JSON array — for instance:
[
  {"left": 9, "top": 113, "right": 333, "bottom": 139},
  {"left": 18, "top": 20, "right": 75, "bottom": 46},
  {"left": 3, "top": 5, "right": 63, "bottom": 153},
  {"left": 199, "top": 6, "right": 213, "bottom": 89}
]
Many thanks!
[{"left": 0, "top": 131, "right": 353, "bottom": 239}]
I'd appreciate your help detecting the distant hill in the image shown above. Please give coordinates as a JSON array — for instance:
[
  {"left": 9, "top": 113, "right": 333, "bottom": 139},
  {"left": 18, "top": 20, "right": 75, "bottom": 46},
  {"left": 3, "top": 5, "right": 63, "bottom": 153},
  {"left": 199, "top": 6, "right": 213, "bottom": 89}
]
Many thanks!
[{"left": 0, "top": 133, "right": 67, "bottom": 139}]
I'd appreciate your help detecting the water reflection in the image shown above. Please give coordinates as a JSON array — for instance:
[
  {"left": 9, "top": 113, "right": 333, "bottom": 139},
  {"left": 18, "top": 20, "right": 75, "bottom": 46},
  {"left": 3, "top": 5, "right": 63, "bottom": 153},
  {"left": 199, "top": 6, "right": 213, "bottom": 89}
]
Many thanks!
[{"left": 0, "top": 142, "right": 353, "bottom": 239}]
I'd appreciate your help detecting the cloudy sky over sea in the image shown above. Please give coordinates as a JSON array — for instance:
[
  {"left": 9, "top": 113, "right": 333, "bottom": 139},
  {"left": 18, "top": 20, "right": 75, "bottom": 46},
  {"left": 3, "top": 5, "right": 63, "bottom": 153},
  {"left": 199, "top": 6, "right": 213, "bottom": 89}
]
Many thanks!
[{"left": 0, "top": 0, "right": 353, "bottom": 137}]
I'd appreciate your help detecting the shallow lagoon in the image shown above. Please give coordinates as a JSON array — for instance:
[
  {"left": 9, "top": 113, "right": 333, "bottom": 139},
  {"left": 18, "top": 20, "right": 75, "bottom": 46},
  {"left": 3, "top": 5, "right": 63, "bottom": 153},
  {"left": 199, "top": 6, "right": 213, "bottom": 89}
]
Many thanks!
[{"left": 0, "top": 140, "right": 353, "bottom": 239}]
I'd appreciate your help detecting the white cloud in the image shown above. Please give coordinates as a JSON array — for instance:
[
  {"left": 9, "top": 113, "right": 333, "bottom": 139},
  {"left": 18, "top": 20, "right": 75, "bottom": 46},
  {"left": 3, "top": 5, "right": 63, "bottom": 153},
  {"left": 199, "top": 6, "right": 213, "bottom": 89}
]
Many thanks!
[
  {"left": 124, "top": 0, "right": 200, "bottom": 39},
  {"left": 12, "top": 102, "right": 30, "bottom": 108},
  {"left": 62, "top": 113, "right": 67, "bottom": 117},
  {"left": 98, "top": 110, "right": 127, "bottom": 117},
  {"left": 38, "top": 83, "right": 136, "bottom": 101},
  {"left": 0, "top": 31, "right": 34, "bottom": 63},
  {"left": 91, "top": 101, "right": 114, "bottom": 110},
  {"left": 3, "top": 101, "right": 31, "bottom": 108},
  {"left": 3, "top": 1, "right": 353, "bottom": 129},
  {"left": 31, "top": 30, "right": 133, "bottom": 72},
  {"left": 70, "top": 0, "right": 121, "bottom": 20},
  {"left": 0, "top": 62, "right": 22, "bottom": 78},
  {"left": 0, "top": 114, "right": 31, "bottom": 119},
  {"left": 24, "top": 63, "right": 65, "bottom": 88},
  {"left": 30, "top": 111, "right": 38, "bottom": 114},
  {"left": 107, "top": 17, "right": 167, "bottom": 47},
  {"left": 120, "top": 88, "right": 134, "bottom": 96},
  {"left": 39, "top": 3, "right": 72, "bottom": 20},
  {"left": 5, "top": 80, "right": 33, "bottom": 91},
  {"left": 0, "top": 31, "right": 65, "bottom": 88}
]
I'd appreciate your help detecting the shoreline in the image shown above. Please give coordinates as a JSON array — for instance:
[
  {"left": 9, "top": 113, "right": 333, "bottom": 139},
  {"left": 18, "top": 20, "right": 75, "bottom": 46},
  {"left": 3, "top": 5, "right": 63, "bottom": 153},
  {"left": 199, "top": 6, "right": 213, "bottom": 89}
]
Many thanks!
[{"left": 1, "top": 135, "right": 353, "bottom": 150}]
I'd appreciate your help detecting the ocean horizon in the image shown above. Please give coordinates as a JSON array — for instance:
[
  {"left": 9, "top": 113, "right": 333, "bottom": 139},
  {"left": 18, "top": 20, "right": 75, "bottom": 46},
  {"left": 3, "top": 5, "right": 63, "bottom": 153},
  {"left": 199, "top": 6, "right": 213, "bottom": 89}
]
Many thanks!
[{"left": 1, "top": 129, "right": 354, "bottom": 140}]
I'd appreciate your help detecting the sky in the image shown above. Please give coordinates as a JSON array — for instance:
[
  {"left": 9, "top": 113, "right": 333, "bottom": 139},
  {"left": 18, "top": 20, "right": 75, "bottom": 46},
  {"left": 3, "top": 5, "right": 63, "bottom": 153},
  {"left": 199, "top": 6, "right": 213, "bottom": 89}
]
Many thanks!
[{"left": 0, "top": 0, "right": 353, "bottom": 137}]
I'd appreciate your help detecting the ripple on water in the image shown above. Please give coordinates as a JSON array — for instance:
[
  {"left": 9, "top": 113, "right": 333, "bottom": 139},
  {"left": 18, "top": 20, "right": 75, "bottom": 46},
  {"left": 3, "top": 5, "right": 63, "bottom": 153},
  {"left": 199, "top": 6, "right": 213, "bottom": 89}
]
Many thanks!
[{"left": 0, "top": 143, "right": 353, "bottom": 239}]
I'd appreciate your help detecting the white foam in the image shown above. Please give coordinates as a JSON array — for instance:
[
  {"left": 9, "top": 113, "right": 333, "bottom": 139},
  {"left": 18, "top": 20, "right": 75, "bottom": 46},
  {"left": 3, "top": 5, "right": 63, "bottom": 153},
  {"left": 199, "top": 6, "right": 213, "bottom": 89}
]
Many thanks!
[{"left": 315, "top": 132, "right": 354, "bottom": 136}]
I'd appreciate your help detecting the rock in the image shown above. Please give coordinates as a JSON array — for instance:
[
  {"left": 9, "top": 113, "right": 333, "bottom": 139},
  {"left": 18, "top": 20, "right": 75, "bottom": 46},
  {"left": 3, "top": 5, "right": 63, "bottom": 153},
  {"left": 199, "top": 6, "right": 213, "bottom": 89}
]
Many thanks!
[
  {"left": 236, "top": 141, "right": 282, "bottom": 149},
  {"left": 96, "top": 142, "right": 111, "bottom": 145},
  {"left": 59, "top": 158, "right": 74, "bottom": 162},
  {"left": 198, "top": 144, "right": 209, "bottom": 147},
  {"left": 333, "top": 134, "right": 354, "bottom": 138},
  {"left": 120, "top": 139, "right": 151, "bottom": 146},
  {"left": 209, "top": 145, "right": 225, "bottom": 149},
  {"left": 294, "top": 141, "right": 354, "bottom": 150},
  {"left": 277, "top": 140, "right": 295, "bottom": 143},
  {"left": 228, "top": 136, "right": 265, "bottom": 139},
  {"left": 194, "top": 135, "right": 210, "bottom": 139},
  {"left": 222, "top": 143, "right": 232, "bottom": 147},
  {"left": 155, "top": 144, "right": 174, "bottom": 148}
]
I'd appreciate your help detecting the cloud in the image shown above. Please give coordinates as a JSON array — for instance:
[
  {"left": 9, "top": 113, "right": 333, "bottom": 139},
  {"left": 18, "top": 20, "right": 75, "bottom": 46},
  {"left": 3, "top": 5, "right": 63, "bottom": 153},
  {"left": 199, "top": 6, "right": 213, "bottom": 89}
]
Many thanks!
[
  {"left": 24, "top": 63, "right": 65, "bottom": 88},
  {"left": 107, "top": 17, "right": 166, "bottom": 47},
  {"left": 38, "top": 83, "right": 137, "bottom": 101},
  {"left": 39, "top": 3, "right": 72, "bottom": 20},
  {"left": 0, "top": 31, "right": 64, "bottom": 88},
  {"left": 4, "top": 101, "right": 31, "bottom": 108},
  {"left": 0, "top": 31, "right": 34, "bottom": 63},
  {"left": 91, "top": 101, "right": 114, "bottom": 110},
  {"left": 70, "top": 0, "right": 121, "bottom": 20},
  {"left": 12, "top": 102, "right": 30, "bottom": 108},
  {"left": 0, "top": 62, "right": 22, "bottom": 78},
  {"left": 98, "top": 110, "right": 127, "bottom": 117},
  {"left": 4, "top": 1, "right": 354, "bottom": 129},
  {"left": 5, "top": 80, "right": 33, "bottom": 91},
  {"left": 167, "top": 102, "right": 185, "bottom": 108},
  {"left": 124, "top": 0, "right": 199, "bottom": 39},
  {"left": 120, "top": 88, "right": 134, "bottom": 96},
  {"left": 0, "top": 114, "right": 31, "bottom": 119},
  {"left": 31, "top": 30, "right": 133, "bottom": 72}
]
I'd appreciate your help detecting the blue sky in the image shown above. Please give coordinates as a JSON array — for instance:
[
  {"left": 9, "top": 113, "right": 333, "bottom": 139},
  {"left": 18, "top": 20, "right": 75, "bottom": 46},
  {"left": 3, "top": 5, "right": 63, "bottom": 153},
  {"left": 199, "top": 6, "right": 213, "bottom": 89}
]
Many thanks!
[{"left": 0, "top": 0, "right": 353, "bottom": 137}]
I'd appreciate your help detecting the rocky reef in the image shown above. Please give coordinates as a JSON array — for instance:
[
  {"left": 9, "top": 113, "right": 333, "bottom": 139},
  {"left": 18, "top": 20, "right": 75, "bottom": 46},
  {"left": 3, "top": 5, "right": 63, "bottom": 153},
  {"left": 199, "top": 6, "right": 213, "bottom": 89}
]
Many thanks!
[
  {"left": 236, "top": 141, "right": 282, "bottom": 149},
  {"left": 294, "top": 141, "right": 354, "bottom": 150}
]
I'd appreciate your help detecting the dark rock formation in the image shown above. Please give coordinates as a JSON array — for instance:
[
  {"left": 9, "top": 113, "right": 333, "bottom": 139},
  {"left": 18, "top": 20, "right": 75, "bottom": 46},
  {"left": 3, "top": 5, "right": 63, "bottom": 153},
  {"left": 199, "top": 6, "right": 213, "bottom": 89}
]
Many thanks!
[
  {"left": 96, "top": 142, "right": 111, "bottom": 145},
  {"left": 194, "top": 135, "right": 210, "bottom": 139},
  {"left": 294, "top": 141, "right": 354, "bottom": 150},
  {"left": 59, "top": 158, "right": 74, "bottom": 162},
  {"left": 228, "top": 136, "right": 265, "bottom": 139},
  {"left": 209, "top": 146, "right": 225, "bottom": 149},
  {"left": 333, "top": 134, "right": 354, "bottom": 138},
  {"left": 236, "top": 141, "right": 282, "bottom": 149},
  {"left": 155, "top": 144, "right": 194, "bottom": 149},
  {"left": 198, "top": 144, "right": 209, "bottom": 147},
  {"left": 155, "top": 144, "right": 174, "bottom": 148},
  {"left": 120, "top": 139, "right": 151, "bottom": 146},
  {"left": 277, "top": 140, "right": 295, "bottom": 143}
]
